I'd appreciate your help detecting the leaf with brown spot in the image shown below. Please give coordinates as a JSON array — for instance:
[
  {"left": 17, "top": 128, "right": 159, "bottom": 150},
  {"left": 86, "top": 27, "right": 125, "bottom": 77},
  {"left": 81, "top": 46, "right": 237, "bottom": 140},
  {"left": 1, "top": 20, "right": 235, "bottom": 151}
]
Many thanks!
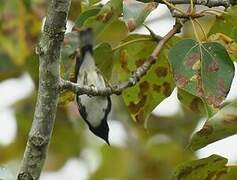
[
  {"left": 74, "top": 7, "right": 101, "bottom": 28},
  {"left": 171, "top": 155, "right": 228, "bottom": 180},
  {"left": 177, "top": 88, "right": 206, "bottom": 115},
  {"left": 162, "top": 82, "right": 172, "bottom": 97},
  {"left": 123, "top": 0, "right": 157, "bottom": 32},
  {"left": 138, "top": 81, "right": 150, "bottom": 98},
  {"left": 114, "top": 34, "right": 180, "bottom": 125},
  {"left": 185, "top": 53, "right": 200, "bottom": 69},
  {"left": 206, "top": 60, "right": 219, "bottom": 72},
  {"left": 155, "top": 66, "right": 168, "bottom": 77},
  {"left": 189, "top": 101, "right": 237, "bottom": 150},
  {"left": 76, "top": 0, "right": 128, "bottom": 47},
  {"left": 169, "top": 39, "right": 235, "bottom": 109},
  {"left": 174, "top": 73, "right": 189, "bottom": 88},
  {"left": 119, "top": 50, "right": 131, "bottom": 73},
  {"left": 135, "top": 58, "right": 146, "bottom": 67},
  {"left": 152, "top": 84, "right": 161, "bottom": 93},
  {"left": 128, "top": 96, "right": 147, "bottom": 114}
]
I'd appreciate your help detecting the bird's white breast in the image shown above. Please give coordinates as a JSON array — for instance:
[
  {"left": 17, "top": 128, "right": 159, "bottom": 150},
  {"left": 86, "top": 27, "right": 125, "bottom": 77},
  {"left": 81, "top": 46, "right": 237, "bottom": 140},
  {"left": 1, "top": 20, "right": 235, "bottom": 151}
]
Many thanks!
[{"left": 77, "top": 52, "right": 109, "bottom": 127}]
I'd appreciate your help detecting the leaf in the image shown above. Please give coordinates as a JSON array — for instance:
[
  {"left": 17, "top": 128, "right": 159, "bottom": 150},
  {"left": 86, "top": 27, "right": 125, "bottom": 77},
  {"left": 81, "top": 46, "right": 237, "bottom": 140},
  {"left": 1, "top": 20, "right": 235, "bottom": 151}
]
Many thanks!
[
  {"left": 219, "top": 166, "right": 237, "bottom": 180},
  {"left": 208, "top": 6, "right": 237, "bottom": 42},
  {"left": 94, "top": 42, "right": 114, "bottom": 79},
  {"left": 59, "top": 32, "right": 79, "bottom": 104},
  {"left": 82, "top": 0, "right": 128, "bottom": 46},
  {"left": 207, "top": 6, "right": 237, "bottom": 61},
  {"left": 89, "top": 0, "right": 101, "bottom": 5},
  {"left": 123, "top": 0, "right": 157, "bottom": 31},
  {"left": 74, "top": 7, "right": 101, "bottom": 28},
  {"left": 208, "top": 33, "right": 237, "bottom": 62},
  {"left": 177, "top": 88, "right": 206, "bottom": 116},
  {"left": 58, "top": 91, "right": 75, "bottom": 106},
  {"left": 95, "top": 19, "right": 128, "bottom": 47},
  {"left": 171, "top": 154, "right": 228, "bottom": 180},
  {"left": 114, "top": 34, "right": 180, "bottom": 125},
  {"left": 0, "top": 52, "right": 22, "bottom": 81},
  {"left": 169, "top": 39, "right": 235, "bottom": 108},
  {"left": 178, "top": 88, "right": 218, "bottom": 117},
  {"left": 189, "top": 101, "right": 237, "bottom": 151}
]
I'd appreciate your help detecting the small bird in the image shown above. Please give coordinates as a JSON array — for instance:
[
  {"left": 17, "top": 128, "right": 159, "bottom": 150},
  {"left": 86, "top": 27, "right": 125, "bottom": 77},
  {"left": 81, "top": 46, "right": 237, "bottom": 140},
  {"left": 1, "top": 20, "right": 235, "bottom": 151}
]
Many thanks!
[{"left": 75, "top": 28, "right": 111, "bottom": 145}]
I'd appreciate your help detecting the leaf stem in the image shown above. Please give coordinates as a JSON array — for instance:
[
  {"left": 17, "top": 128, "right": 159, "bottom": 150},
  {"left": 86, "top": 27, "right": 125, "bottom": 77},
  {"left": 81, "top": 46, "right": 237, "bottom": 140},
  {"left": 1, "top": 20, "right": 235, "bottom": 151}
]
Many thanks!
[
  {"left": 190, "top": 18, "right": 201, "bottom": 43},
  {"left": 189, "top": 0, "right": 194, "bottom": 14},
  {"left": 194, "top": 19, "right": 207, "bottom": 41},
  {"left": 161, "top": 0, "right": 186, "bottom": 15},
  {"left": 112, "top": 37, "right": 154, "bottom": 51}
]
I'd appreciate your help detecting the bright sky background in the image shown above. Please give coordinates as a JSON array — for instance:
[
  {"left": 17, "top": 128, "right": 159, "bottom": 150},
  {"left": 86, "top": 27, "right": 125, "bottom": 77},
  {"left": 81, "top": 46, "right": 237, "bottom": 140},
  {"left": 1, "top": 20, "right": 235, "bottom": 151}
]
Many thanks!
[{"left": 0, "top": 4, "right": 237, "bottom": 180}]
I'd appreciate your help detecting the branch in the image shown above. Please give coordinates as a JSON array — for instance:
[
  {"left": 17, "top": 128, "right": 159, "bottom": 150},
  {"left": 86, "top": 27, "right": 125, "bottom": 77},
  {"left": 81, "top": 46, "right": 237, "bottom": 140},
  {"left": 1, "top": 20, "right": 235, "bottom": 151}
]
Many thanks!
[
  {"left": 156, "top": 0, "right": 237, "bottom": 7},
  {"left": 18, "top": 0, "right": 71, "bottom": 179},
  {"left": 60, "top": 20, "right": 184, "bottom": 96}
]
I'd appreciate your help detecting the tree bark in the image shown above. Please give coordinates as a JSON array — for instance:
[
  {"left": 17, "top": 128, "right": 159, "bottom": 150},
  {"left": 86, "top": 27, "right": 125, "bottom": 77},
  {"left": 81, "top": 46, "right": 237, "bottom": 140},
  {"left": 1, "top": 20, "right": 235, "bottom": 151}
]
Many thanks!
[{"left": 18, "top": 0, "right": 71, "bottom": 179}]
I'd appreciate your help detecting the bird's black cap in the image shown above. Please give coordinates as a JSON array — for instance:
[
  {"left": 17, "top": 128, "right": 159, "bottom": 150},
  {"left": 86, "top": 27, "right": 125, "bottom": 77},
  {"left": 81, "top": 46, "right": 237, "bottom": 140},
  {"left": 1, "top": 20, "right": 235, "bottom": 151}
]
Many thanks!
[
  {"left": 76, "top": 95, "right": 111, "bottom": 145},
  {"left": 89, "top": 120, "right": 110, "bottom": 145}
]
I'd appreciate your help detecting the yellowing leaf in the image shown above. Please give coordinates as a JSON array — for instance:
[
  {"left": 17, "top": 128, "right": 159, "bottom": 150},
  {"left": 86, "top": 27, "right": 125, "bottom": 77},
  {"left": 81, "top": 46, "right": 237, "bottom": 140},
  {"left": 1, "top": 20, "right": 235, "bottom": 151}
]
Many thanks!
[
  {"left": 189, "top": 101, "right": 237, "bottom": 150},
  {"left": 171, "top": 155, "right": 228, "bottom": 180},
  {"left": 114, "top": 34, "right": 180, "bottom": 125}
]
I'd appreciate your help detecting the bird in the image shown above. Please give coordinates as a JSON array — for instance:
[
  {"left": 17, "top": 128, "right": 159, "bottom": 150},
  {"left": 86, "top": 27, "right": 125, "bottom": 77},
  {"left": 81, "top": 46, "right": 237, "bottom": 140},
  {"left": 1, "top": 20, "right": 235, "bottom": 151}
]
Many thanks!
[{"left": 74, "top": 28, "right": 111, "bottom": 145}]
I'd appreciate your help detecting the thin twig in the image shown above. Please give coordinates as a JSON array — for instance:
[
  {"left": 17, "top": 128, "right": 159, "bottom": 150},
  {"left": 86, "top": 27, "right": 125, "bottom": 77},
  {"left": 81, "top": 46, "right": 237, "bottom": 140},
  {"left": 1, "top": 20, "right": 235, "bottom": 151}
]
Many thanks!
[
  {"left": 162, "top": 0, "right": 186, "bottom": 15},
  {"left": 60, "top": 20, "right": 185, "bottom": 96},
  {"left": 156, "top": 0, "right": 233, "bottom": 7}
]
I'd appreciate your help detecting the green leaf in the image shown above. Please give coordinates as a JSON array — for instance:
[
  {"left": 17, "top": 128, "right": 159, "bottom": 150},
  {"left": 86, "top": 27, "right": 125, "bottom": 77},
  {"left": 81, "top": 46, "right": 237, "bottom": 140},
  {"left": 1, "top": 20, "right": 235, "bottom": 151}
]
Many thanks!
[
  {"left": 169, "top": 39, "right": 235, "bottom": 108},
  {"left": 0, "top": 52, "right": 22, "bottom": 81},
  {"left": 74, "top": 7, "right": 101, "bottom": 28},
  {"left": 94, "top": 42, "right": 113, "bottom": 79},
  {"left": 171, "top": 154, "right": 228, "bottom": 180},
  {"left": 114, "top": 34, "right": 180, "bottom": 125},
  {"left": 82, "top": 0, "right": 128, "bottom": 46},
  {"left": 95, "top": 19, "right": 128, "bottom": 47},
  {"left": 209, "top": 6, "right": 237, "bottom": 42},
  {"left": 89, "top": 0, "right": 101, "bottom": 5},
  {"left": 208, "top": 7, "right": 237, "bottom": 61},
  {"left": 208, "top": 33, "right": 237, "bottom": 62},
  {"left": 219, "top": 166, "right": 237, "bottom": 180},
  {"left": 123, "top": 0, "right": 157, "bottom": 31},
  {"left": 189, "top": 101, "right": 237, "bottom": 151}
]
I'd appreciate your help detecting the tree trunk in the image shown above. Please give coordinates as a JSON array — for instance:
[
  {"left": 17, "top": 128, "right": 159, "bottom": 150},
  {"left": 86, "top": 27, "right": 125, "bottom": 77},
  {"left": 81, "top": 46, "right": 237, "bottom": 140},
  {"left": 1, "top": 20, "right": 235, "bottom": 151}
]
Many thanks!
[{"left": 18, "top": 0, "right": 71, "bottom": 179}]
